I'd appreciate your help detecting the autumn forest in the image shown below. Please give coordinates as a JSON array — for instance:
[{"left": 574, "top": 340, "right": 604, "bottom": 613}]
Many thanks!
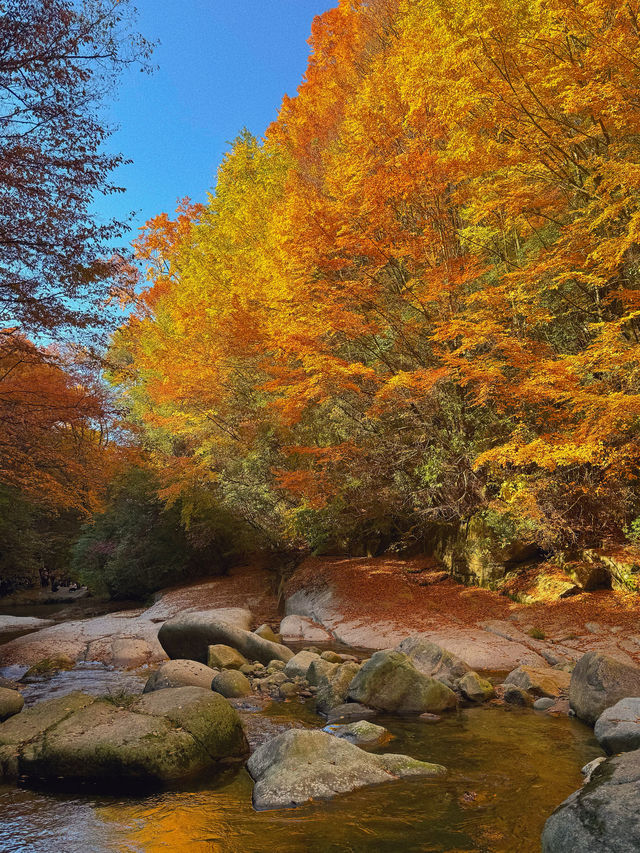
[{"left": 3, "top": 0, "right": 640, "bottom": 596}]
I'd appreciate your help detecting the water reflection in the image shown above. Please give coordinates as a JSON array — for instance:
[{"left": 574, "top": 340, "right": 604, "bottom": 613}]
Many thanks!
[{"left": 0, "top": 706, "right": 602, "bottom": 853}]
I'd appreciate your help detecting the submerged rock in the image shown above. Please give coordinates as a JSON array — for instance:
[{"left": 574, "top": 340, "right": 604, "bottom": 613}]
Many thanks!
[
  {"left": 158, "top": 609, "right": 293, "bottom": 666},
  {"left": 569, "top": 652, "right": 640, "bottom": 725},
  {"left": 143, "top": 659, "right": 218, "bottom": 693},
  {"left": 347, "top": 650, "right": 457, "bottom": 714},
  {"left": 0, "top": 688, "right": 24, "bottom": 722},
  {"left": 326, "top": 703, "right": 378, "bottom": 724},
  {"left": 594, "top": 698, "right": 640, "bottom": 755},
  {"left": 542, "top": 748, "right": 640, "bottom": 852},
  {"left": 1, "top": 686, "right": 248, "bottom": 788},
  {"left": 247, "top": 729, "right": 446, "bottom": 810}
]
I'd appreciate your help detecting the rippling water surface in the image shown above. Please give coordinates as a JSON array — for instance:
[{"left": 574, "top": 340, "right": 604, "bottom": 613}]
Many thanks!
[{"left": 0, "top": 699, "right": 601, "bottom": 853}]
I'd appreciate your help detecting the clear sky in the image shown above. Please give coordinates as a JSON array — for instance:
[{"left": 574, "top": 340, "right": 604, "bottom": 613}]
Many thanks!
[{"left": 101, "top": 1, "right": 333, "bottom": 243}]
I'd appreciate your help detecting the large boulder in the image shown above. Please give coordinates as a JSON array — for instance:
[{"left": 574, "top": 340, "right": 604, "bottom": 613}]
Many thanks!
[
  {"left": 143, "top": 659, "right": 218, "bottom": 693},
  {"left": 247, "top": 729, "right": 446, "bottom": 810},
  {"left": 505, "top": 665, "right": 570, "bottom": 699},
  {"left": 0, "top": 688, "right": 24, "bottom": 722},
  {"left": 158, "top": 609, "right": 293, "bottom": 666},
  {"left": 11, "top": 687, "right": 247, "bottom": 789},
  {"left": 316, "top": 662, "right": 361, "bottom": 715},
  {"left": 347, "top": 650, "right": 457, "bottom": 714},
  {"left": 395, "top": 636, "right": 470, "bottom": 689},
  {"left": 570, "top": 652, "right": 640, "bottom": 725},
  {"left": 541, "top": 748, "right": 640, "bottom": 852},
  {"left": 594, "top": 698, "right": 640, "bottom": 755}
]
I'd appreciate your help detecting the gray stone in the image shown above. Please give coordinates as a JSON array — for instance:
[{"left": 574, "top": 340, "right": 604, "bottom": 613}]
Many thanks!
[
  {"left": 143, "top": 659, "right": 218, "bottom": 693},
  {"left": 541, "top": 748, "right": 640, "bottom": 852},
  {"left": 307, "top": 657, "right": 339, "bottom": 687},
  {"left": 570, "top": 652, "right": 640, "bottom": 725},
  {"left": 211, "top": 670, "right": 252, "bottom": 698},
  {"left": 316, "top": 662, "right": 361, "bottom": 715},
  {"left": 247, "top": 729, "right": 446, "bottom": 810},
  {"left": 0, "top": 688, "right": 24, "bottom": 722},
  {"left": 534, "top": 697, "right": 556, "bottom": 711},
  {"left": 395, "top": 636, "right": 471, "bottom": 689},
  {"left": 326, "top": 703, "right": 378, "bottom": 724},
  {"left": 503, "top": 685, "right": 534, "bottom": 707},
  {"left": 158, "top": 609, "right": 293, "bottom": 666},
  {"left": 284, "top": 650, "right": 321, "bottom": 680},
  {"left": 594, "top": 698, "right": 640, "bottom": 754},
  {"left": 347, "top": 650, "right": 457, "bottom": 714}
]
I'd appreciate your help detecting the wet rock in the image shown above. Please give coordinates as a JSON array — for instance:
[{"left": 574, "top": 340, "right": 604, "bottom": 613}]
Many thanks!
[
  {"left": 541, "top": 748, "right": 640, "bottom": 852},
  {"left": 254, "top": 624, "right": 281, "bottom": 644},
  {"left": 458, "top": 671, "right": 495, "bottom": 703},
  {"left": 324, "top": 719, "right": 391, "bottom": 747},
  {"left": 534, "top": 697, "right": 556, "bottom": 711},
  {"left": 207, "top": 644, "right": 248, "bottom": 670},
  {"left": 395, "top": 636, "right": 471, "bottom": 689},
  {"left": 505, "top": 665, "right": 570, "bottom": 699},
  {"left": 594, "top": 698, "right": 640, "bottom": 754},
  {"left": 247, "top": 729, "right": 446, "bottom": 810},
  {"left": 347, "top": 650, "right": 457, "bottom": 715},
  {"left": 569, "top": 652, "right": 640, "bottom": 725},
  {"left": 316, "top": 662, "right": 361, "bottom": 714},
  {"left": 211, "top": 670, "right": 252, "bottom": 698},
  {"left": 326, "top": 703, "right": 377, "bottom": 724},
  {"left": 158, "top": 609, "right": 293, "bottom": 666},
  {"left": 143, "top": 659, "right": 218, "bottom": 693},
  {"left": 503, "top": 685, "right": 534, "bottom": 707},
  {"left": 0, "top": 688, "right": 24, "bottom": 722},
  {"left": 283, "top": 650, "right": 320, "bottom": 680},
  {"left": 581, "top": 756, "right": 606, "bottom": 783},
  {"left": 0, "top": 692, "right": 94, "bottom": 750},
  {"left": 18, "top": 687, "right": 248, "bottom": 789},
  {"left": 279, "top": 615, "right": 332, "bottom": 644}
]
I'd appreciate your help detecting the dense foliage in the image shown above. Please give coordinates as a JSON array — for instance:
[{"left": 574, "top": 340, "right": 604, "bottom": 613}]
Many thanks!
[{"left": 114, "top": 0, "right": 640, "bottom": 557}]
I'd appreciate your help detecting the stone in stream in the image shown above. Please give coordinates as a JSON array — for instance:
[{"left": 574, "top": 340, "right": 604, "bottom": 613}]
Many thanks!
[
  {"left": 247, "top": 729, "right": 446, "bottom": 810},
  {"left": 0, "top": 688, "right": 24, "bottom": 722},
  {"left": 1, "top": 686, "right": 248, "bottom": 788},
  {"left": 504, "top": 665, "right": 570, "bottom": 699},
  {"left": 347, "top": 650, "right": 457, "bottom": 715},
  {"left": 306, "top": 657, "right": 339, "bottom": 687},
  {"left": 502, "top": 685, "right": 534, "bottom": 707},
  {"left": 569, "top": 651, "right": 640, "bottom": 725},
  {"left": 320, "top": 650, "right": 343, "bottom": 663},
  {"left": 458, "top": 671, "right": 495, "bottom": 703},
  {"left": 324, "top": 719, "right": 391, "bottom": 747},
  {"left": 211, "top": 670, "right": 252, "bottom": 698},
  {"left": 207, "top": 644, "right": 248, "bottom": 670},
  {"left": 395, "top": 635, "right": 471, "bottom": 689},
  {"left": 158, "top": 609, "right": 293, "bottom": 666},
  {"left": 284, "top": 650, "right": 321, "bottom": 680},
  {"left": 534, "top": 697, "right": 556, "bottom": 711},
  {"left": 594, "top": 698, "right": 640, "bottom": 754},
  {"left": 316, "top": 662, "right": 361, "bottom": 715},
  {"left": 541, "top": 748, "right": 640, "bottom": 852},
  {"left": 143, "top": 659, "right": 218, "bottom": 693},
  {"left": 326, "top": 703, "right": 377, "bottom": 724}
]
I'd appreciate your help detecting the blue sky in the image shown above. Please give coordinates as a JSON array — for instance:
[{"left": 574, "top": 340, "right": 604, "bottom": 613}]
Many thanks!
[{"left": 100, "top": 1, "right": 333, "bottom": 243}]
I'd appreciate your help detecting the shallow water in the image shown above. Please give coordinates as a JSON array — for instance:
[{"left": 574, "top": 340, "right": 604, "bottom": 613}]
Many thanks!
[{"left": 0, "top": 701, "right": 601, "bottom": 853}]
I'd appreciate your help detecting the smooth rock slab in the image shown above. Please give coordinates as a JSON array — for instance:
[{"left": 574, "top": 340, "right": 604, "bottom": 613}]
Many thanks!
[
  {"left": 247, "top": 729, "right": 446, "bottom": 810},
  {"left": 158, "top": 610, "right": 293, "bottom": 666},
  {"left": 347, "top": 650, "right": 457, "bottom": 714},
  {"left": 0, "top": 615, "right": 54, "bottom": 634},
  {"left": 594, "top": 698, "right": 640, "bottom": 754},
  {"left": 143, "top": 659, "right": 218, "bottom": 693},
  {"left": 542, "top": 748, "right": 640, "bottom": 852},
  {"left": 569, "top": 652, "right": 640, "bottom": 725}
]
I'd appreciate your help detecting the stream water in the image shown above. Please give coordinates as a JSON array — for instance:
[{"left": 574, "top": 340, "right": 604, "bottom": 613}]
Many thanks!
[{"left": 0, "top": 665, "right": 600, "bottom": 853}]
